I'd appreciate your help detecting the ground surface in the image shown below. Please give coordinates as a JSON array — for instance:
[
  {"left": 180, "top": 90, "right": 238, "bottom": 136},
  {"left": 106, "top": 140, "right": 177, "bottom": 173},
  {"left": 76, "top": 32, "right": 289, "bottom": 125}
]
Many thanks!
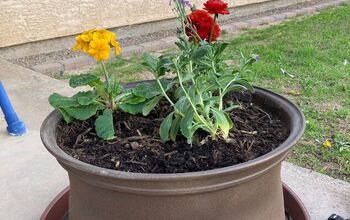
[{"left": 76, "top": 4, "right": 350, "bottom": 182}]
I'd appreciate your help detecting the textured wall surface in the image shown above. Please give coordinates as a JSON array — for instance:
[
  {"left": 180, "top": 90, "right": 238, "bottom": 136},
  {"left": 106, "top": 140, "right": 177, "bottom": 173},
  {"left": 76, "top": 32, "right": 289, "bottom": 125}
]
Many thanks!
[{"left": 0, "top": 0, "right": 268, "bottom": 48}]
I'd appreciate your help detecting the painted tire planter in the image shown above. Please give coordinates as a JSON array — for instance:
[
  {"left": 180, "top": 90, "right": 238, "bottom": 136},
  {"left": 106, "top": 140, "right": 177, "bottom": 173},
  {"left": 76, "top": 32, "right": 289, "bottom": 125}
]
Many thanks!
[{"left": 41, "top": 84, "right": 305, "bottom": 220}]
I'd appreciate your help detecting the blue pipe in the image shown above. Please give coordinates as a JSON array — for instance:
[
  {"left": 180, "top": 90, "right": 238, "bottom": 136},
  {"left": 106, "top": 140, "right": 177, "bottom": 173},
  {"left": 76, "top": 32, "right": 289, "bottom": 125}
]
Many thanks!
[{"left": 0, "top": 81, "right": 27, "bottom": 136}]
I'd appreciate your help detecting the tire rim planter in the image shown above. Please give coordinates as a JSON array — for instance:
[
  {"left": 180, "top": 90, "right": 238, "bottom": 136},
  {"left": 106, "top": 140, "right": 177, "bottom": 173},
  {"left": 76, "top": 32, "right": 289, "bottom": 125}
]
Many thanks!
[{"left": 41, "top": 83, "right": 305, "bottom": 220}]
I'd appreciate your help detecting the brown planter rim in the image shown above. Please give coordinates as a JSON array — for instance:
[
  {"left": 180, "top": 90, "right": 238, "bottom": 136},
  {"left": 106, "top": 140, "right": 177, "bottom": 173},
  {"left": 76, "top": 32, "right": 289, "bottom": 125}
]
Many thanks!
[
  {"left": 40, "top": 183, "right": 311, "bottom": 220},
  {"left": 41, "top": 85, "right": 305, "bottom": 181}
]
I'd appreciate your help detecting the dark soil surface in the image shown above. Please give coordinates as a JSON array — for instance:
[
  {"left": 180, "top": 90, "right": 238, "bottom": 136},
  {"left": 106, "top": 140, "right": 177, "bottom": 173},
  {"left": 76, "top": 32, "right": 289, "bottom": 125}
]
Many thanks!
[{"left": 57, "top": 93, "right": 289, "bottom": 173}]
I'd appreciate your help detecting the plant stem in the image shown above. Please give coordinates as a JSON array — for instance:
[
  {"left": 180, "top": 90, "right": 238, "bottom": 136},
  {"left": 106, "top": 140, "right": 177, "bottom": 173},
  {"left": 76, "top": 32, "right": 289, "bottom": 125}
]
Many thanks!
[
  {"left": 156, "top": 79, "right": 184, "bottom": 117},
  {"left": 189, "top": 61, "right": 204, "bottom": 107},
  {"left": 219, "top": 90, "right": 223, "bottom": 110},
  {"left": 176, "top": 64, "right": 216, "bottom": 135},
  {"left": 101, "top": 61, "right": 115, "bottom": 109},
  {"left": 209, "top": 14, "right": 218, "bottom": 43}
]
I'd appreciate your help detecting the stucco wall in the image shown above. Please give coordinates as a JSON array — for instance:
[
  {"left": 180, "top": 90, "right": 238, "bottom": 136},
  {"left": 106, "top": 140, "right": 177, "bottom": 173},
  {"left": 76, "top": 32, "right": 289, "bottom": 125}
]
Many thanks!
[{"left": 0, "top": 0, "right": 268, "bottom": 48}]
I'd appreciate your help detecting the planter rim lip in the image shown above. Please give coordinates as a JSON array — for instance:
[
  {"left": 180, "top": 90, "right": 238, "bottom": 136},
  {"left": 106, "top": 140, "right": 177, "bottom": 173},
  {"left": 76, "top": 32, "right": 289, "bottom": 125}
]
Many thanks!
[{"left": 41, "top": 86, "right": 305, "bottom": 181}]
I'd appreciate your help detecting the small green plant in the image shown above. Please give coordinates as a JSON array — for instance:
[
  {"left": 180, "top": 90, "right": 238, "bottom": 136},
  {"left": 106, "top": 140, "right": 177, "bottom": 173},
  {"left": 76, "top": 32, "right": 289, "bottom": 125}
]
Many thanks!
[
  {"left": 135, "top": 39, "right": 257, "bottom": 143},
  {"left": 49, "top": 29, "right": 123, "bottom": 140}
]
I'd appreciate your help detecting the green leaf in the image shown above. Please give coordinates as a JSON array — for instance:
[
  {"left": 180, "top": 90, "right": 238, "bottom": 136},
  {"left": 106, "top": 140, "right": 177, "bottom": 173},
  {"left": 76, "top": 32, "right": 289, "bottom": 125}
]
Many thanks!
[
  {"left": 159, "top": 112, "right": 174, "bottom": 141},
  {"left": 235, "top": 79, "right": 255, "bottom": 93},
  {"left": 180, "top": 108, "right": 194, "bottom": 141},
  {"left": 141, "top": 53, "right": 157, "bottom": 77},
  {"left": 119, "top": 103, "right": 144, "bottom": 115},
  {"left": 107, "top": 75, "right": 123, "bottom": 97},
  {"left": 223, "top": 103, "right": 240, "bottom": 112},
  {"left": 74, "top": 91, "right": 97, "bottom": 106},
  {"left": 49, "top": 93, "right": 78, "bottom": 108},
  {"left": 175, "top": 97, "right": 190, "bottom": 114},
  {"left": 58, "top": 108, "right": 74, "bottom": 123},
  {"left": 170, "top": 116, "right": 181, "bottom": 141},
  {"left": 212, "top": 109, "right": 232, "bottom": 138},
  {"left": 69, "top": 73, "right": 100, "bottom": 88},
  {"left": 64, "top": 104, "right": 99, "bottom": 120},
  {"left": 124, "top": 95, "right": 147, "bottom": 104},
  {"left": 142, "top": 96, "right": 162, "bottom": 116},
  {"left": 191, "top": 47, "right": 208, "bottom": 60},
  {"left": 95, "top": 109, "right": 115, "bottom": 140},
  {"left": 175, "top": 86, "right": 185, "bottom": 99},
  {"left": 156, "top": 55, "right": 173, "bottom": 77},
  {"left": 224, "top": 112, "right": 234, "bottom": 129},
  {"left": 217, "top": 74, "right": 238, "bottom": 89},
  {"left": 132, "top": 82, "right": 163, "bottom": 99},
  {"left": 214, "top": 42, "right": 229, "bottom": 58}
]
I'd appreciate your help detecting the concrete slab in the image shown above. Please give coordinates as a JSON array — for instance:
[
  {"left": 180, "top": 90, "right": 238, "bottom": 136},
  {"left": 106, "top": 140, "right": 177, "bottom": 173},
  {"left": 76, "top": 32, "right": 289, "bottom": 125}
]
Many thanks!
[
  {"left": 0, "top": 59, "right": 349, "bottom": 220},
  {"left": 0, "top": 59, "right": 71, "bottom": 220},
  {"left": 282, "top": 162, "right": 350, "bottom": 220}
]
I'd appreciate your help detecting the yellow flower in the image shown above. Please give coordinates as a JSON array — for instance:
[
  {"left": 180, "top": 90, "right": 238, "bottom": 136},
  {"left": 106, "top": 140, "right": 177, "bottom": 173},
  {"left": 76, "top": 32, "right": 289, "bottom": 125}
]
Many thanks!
[
  {"left": 93, "top": 29, "right": 113, "bottom": 42},
  {"left": 81, "top": 28, "right": 96, "bottom": 42},
  {"left": 88, "top": 39, "right": 111, "bottom": 62},
  {"left": 112, "top": 41, "right": 121, "bottom": 56},
  {"left": 73, "top": 28, "right": 121, "bottom": 59},
  {"left": 73, "top": 35, "right": 90, "bottom": 53},
  {"left": 323, "top": 139, "right": 333, "bottom": 149}
]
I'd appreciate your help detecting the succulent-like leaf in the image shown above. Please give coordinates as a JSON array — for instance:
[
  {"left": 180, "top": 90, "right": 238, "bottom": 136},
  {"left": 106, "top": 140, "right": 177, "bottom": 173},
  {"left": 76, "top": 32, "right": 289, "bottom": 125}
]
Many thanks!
[
  {"left": 170, "top": 116, "right": 181, "bottom": 141},
  {"left": 180, "top": 109, "right": 194, "bottom": 141},
  {"left": 95, "top": 109, "right": 115, "bottom": 140},
  {"left": 159, "top": 112, "right": 174, "bottom": 141},
  {"left": 175, "top": 97, "right": 190, "bottom": 114},
  {"left": 142, "top": 96, "right": 162, "bottom": 116},
  {"left": 212, "top": 109, "right": 232, "bottom": 138}
]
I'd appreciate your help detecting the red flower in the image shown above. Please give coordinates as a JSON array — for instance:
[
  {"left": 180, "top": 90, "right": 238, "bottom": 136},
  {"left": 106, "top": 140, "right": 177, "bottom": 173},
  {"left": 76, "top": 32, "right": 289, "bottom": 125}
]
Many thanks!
[
  {"left": 203, "top": 0, "right": 230, "bottom": 15},
  {"left": 186, "top": 10, "right": 220, "bottom": 42}
]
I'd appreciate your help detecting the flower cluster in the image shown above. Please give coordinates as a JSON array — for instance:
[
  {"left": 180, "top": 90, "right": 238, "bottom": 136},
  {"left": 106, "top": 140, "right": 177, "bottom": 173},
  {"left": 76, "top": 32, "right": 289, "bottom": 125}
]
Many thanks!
[
  {"left": 184, "top": 0, "right": 229, "bottom": 42},
  {"left": 73, "top": 29, "right": 121, "bottom": 62},
  {"left": 186, "top": 10, "right": 220, "bottom": 42}
]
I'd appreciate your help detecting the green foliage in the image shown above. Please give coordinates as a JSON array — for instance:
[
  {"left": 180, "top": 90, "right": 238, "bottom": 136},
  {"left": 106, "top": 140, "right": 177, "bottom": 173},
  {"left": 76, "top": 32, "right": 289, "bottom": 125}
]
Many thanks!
[
  {"left": 49, "top": 0, "right": 257, "bottom": 144},
  {"left": 49, "top": 71, "right": 122, "bottom": 140},
  {"left": 95, "top": 110, "right": 115, "bottom": 140},
  {"left": 159, "top": 112, "right": 174, "bottom": 141},
  {"left": 139, "top": 36, "right": 257, "bottom": 143}
]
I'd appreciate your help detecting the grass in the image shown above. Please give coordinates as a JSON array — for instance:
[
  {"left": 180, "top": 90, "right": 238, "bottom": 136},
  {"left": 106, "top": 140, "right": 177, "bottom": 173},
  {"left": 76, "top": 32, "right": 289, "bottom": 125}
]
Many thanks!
[
  {"left": 73, "top": 5, "right": 350, "bottom": 181},
  {"left": 222, "top": 5, "right": 350, "bottom": 181}
]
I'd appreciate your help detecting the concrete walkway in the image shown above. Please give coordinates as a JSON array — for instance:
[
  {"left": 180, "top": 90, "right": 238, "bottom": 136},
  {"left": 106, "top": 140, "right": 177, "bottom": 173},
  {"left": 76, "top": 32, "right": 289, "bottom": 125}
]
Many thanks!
[{"left": 0, "top": 59, "right": 349, "bottom": 220}]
